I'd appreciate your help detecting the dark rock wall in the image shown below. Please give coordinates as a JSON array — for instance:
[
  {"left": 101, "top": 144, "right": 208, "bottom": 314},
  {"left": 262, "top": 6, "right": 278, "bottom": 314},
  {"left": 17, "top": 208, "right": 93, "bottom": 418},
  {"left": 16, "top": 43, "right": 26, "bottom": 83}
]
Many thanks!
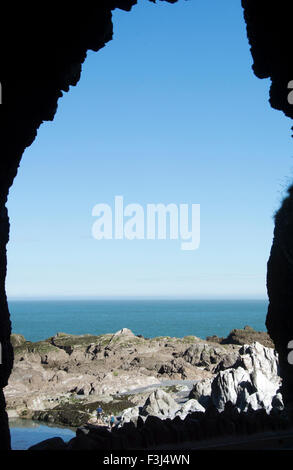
[
  {"left": 0, "top": 0, "right": 292, "bottom": 450},
  {"left": 241, "top": 0, "right": 293, "bottom": 405},
  {"left": 242, "top": 0, "right": 293, "bottom": 120},
  {"left": 266, "top": 187, "right": 293, "bottom": 406},
  {"left": 243, "top": 8, "right": 293, "bottom": 390}
]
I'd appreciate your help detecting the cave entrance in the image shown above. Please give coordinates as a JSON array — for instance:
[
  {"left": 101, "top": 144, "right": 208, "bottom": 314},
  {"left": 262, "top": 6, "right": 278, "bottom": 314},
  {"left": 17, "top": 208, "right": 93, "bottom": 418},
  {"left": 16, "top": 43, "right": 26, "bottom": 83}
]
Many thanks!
[{"left": 4, "top": 0, "right": 293, "bottom": 449}]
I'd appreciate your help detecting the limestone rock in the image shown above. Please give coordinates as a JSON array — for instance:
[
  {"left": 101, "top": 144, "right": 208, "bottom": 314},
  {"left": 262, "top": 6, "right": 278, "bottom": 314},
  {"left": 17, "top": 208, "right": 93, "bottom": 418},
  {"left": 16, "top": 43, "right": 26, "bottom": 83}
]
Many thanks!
[
  {"left": 182, "top": 343, "right": 227, "bottom": 370},
  {"left": 211, "top": 366, "right": 253, "bottom": 411},
  {"left": 119, "top": 406, "right": 141, "bottom": 426},
  {"left": 176, "top": 399, "right": 205, "bottom": 419},
  {"left": 211, "top": 342, "right": 281, "bottom": 413},
  {"left": 189, "top": 378, "right": 213, "bottom": 407},
  {"left": 141, "top": 389, "right": 180, "bottom": 418},
  {"left": 113, "top": 328, "right": 135, "bottom": 337}
]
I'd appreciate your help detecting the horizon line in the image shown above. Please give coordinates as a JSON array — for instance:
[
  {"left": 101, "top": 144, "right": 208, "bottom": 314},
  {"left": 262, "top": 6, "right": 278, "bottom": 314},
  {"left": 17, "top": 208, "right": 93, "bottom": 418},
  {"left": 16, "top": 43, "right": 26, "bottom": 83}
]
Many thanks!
[{"left": 7, "top": 295, "right": 268, "bottom": 301}]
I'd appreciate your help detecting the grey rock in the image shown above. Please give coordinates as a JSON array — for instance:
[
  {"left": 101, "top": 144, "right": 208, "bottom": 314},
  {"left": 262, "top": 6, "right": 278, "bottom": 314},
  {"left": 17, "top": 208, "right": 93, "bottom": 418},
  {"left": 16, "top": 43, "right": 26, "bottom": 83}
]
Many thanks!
[
  {"left": 182, "top": 343, "right": 226, "bottom": 370},
  {"left": 176, "top": 399, "right": 205, "bottom": 419},
  {"left": 210, "top": 342, "right": 281, "bottom": 413},
  {"left": 119, "top": 405, "right": 141, "bottom": 426},
  {"left": 189, "top": 378, "right": 212, "bottom": 407},
  {"left": 214, "top": 352, "right": 240, "bottom": 372},
  {"left": 141, "top": 389, "right": 180, "bottom": 418}
]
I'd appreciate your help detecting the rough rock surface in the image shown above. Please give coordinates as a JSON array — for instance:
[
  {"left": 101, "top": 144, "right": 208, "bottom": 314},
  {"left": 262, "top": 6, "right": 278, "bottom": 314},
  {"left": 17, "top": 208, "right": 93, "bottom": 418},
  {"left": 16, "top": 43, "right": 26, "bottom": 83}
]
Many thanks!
[
  {"left": 189, "top": 378, "right": 212, "bottom": 407},
  {"left": 5, "top": 329, "right": 220, "bottom": 423},
  {"left": 266, "top": 186, "right": 293, "bottom": 407},
  {"left": 207, "top": 325, "right": 274, "bottom": 349},
  {"left": 189, "top": 341, "right": 282, "bottom": 414},
  {"left": 5, "top": 329, "right": 280, "bottom": 429},
  {"left": 140, "top": 389, "right": 180, "bottom": 418},
  {"left": 118, "top": 390, "right": 205, "bottom": 427},
  {"left": 241, "top": 0, "right": 293, "bottom": 408},
  {"left": 17, "top": 337, "right": 288, "bottom": 450}
]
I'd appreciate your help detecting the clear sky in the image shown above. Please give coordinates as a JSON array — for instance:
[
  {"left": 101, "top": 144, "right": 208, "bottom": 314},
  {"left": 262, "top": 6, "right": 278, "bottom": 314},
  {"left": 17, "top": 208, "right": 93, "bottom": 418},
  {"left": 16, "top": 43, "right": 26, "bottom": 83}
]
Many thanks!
[{"left": 5, "top": 0, "right": 293, "bottom": 299}]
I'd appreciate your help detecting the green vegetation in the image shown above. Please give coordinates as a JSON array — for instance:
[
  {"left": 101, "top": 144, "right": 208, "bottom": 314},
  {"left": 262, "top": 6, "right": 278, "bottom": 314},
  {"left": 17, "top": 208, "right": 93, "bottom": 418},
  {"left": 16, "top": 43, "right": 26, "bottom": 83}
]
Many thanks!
[
  {"left": 51, "top": 333, "right": 112, "bottom": 348},
  {"left": 182, "top": 336, "right": 198, "bottom": 343},
  {"left": 13, "top": 340, "right": 58, "bottom": 356},
  {"left": 32, "top": 395, "right": 136, "bottom": 427},
  {"left": 10, "top": 334, "right": 27, "bottom": 347},
  {"left": 12, "top": 330, "right": 202, "bottom": 358},
  {"left": 107, "top": 336, "right": 144, "bottom": 348},
  {"left": 76, "top": 396, "right": 135, "bottom": 416},
  {"left": 162, "top": 385, "right": 180, "bottom": 394}
]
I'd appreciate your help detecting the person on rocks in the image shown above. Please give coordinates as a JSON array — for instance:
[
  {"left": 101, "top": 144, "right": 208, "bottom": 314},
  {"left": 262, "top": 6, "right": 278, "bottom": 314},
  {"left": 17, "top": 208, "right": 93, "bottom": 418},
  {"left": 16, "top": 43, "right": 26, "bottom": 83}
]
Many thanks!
[
  {"left": 96, "top": 405, "right": 103, "bottom": 422},
  {"left": 109, "top": 414, "right": 115, "bottom": 430}
]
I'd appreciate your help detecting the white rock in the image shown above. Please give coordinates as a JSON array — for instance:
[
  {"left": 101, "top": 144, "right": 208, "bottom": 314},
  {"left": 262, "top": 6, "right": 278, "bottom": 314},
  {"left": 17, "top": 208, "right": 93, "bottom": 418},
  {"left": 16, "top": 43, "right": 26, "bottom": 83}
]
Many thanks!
[
  {"left": 177, "top": 399, "right": 205, "bottom": 419},
  {"left": 113, "top": 328, "right": 135, "bottom": 337},
  {"left": 189, "top": 378, "right": 213, "bottom": 407},
  {"left": 119, "top": 405, "right": 140, "bottom": 425},
  {"left": 211, "top": 366, "right": 251, "bottom": 411},
  {"left": 210, "top": 342, "right": 281, "bottom": 413},
  {"left": 141, "top": 389, "right": 180, "bottom": 418}
]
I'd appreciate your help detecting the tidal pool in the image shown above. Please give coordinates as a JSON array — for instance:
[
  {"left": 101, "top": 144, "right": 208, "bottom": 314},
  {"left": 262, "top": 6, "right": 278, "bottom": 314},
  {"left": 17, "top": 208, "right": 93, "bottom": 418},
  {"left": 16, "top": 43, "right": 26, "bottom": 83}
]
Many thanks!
[{"left": 9, "top": 418, "right": 75, "bottom": 450}]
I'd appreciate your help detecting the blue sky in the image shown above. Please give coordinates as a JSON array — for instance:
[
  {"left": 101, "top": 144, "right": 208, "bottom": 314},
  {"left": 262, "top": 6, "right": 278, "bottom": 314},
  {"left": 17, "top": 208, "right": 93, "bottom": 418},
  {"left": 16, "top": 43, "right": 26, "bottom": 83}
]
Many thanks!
[{"left": 6, "top": 0, "right": 293, "bottom": 299}]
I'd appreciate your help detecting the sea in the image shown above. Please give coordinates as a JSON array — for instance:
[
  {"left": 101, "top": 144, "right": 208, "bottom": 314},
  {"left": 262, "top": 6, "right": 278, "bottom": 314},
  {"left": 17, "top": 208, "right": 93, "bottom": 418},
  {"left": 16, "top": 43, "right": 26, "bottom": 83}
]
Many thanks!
[{"left": 8, "top": 298, "right": 268, "bottom": 342}]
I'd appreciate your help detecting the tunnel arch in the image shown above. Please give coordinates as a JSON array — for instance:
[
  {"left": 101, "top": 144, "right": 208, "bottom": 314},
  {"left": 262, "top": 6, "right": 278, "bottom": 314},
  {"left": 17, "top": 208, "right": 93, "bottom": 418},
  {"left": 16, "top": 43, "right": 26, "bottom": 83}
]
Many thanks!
[{"left": 1, "top": 0, "right": 293, "bottom": 449}]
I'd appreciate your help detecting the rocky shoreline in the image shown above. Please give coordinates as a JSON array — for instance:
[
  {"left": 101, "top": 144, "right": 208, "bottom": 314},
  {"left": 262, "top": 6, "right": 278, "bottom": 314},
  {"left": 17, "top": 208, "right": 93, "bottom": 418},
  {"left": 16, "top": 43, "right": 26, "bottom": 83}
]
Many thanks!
[{"left": 4, "top": 325, "right": 280, "bottom": 433}]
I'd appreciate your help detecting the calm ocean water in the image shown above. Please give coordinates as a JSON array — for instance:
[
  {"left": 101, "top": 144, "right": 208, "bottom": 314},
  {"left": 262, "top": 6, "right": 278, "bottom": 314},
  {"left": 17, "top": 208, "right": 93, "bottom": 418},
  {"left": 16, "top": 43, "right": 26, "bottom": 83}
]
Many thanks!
[
  {"left": 8, "top": 299, "right": 268, "bottom": 342},
  {"left": 9, "top": 419, "right": 75, "bottom": 450}
]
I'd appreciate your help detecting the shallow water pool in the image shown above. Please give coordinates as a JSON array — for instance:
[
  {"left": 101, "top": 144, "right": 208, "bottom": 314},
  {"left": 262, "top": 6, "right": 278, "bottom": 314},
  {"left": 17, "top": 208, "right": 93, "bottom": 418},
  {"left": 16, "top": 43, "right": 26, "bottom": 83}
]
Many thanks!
[{"left": 9, "top": 418, "right": 75, "bottom": 450}]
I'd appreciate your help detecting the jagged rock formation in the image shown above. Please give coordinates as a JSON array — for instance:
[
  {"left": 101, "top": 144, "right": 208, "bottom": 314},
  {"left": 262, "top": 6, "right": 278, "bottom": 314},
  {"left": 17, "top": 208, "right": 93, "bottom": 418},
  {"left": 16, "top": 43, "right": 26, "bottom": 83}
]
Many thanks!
[
  {"left": 212, "top": 343, "right": 281, "bottom": 413},
  {"left": 28, "top": 340, "right": 286, "bottom": 449},
  {"left": 140, "top": 389, "right": 180, "bottom": 418},
  {"left": 6, "top": 331, "right": 282, "bottom": 433},
  {"left": 190, "top": 341, "right": 282, "bottom": 414},
  {"left": 119, "top": 390, "right": 205, "bottom": 427},
  {"left": 0, "top": 0, "right": 293, "bottom": 450},
  {"left": 5, "top": 329, "right": 235, "bottom": 422}
]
